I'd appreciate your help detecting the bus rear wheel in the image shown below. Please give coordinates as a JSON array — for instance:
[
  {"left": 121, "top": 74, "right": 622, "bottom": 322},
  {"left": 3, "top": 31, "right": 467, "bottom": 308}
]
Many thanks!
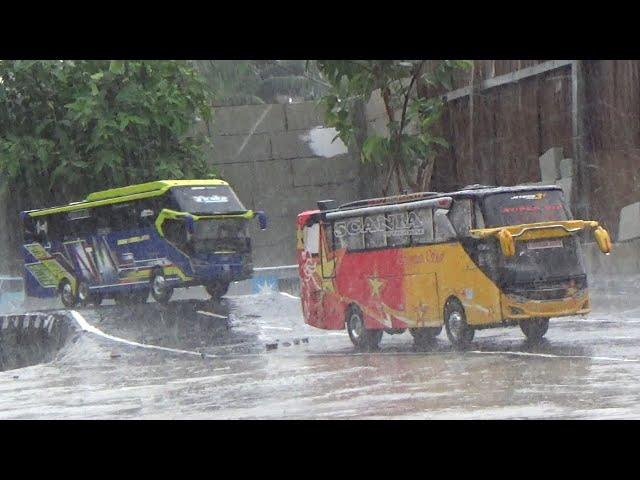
[
  {"left": 410, "top": 327, "right": 442, "bottom": 348},
  {"left": 206, "top": 281, "right": 230, "bottom": 301},
  {"left": 150, "top": 271, "right": 173, "bottom": 305},
  {"left": 520, "top": 317, "right": 549, "bottom": 342},
  {"left": 88, "top": 292, "right": 103, "bottom": 306},
  {"left": 346, "top": 306, "right": 382, "bottom": 351},
  {"left": 60, "top": 279, "right": 79, "bottom": 308},
  {"left": 444, "top": 299, "right": 474, "bottom": 349}
]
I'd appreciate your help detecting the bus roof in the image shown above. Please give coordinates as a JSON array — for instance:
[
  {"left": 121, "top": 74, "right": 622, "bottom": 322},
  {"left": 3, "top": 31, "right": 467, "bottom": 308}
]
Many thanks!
[
  {"left": 336, "top": 184, "right": 563, "bottom": 212},
  {"left": 23, "top": 179, "right": 229, "bottom": 218}
]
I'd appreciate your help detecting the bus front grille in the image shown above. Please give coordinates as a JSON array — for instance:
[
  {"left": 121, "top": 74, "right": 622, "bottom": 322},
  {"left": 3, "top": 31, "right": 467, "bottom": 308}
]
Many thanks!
[{"left": 504, "top": 276, "right": 587, "bottom": 301}]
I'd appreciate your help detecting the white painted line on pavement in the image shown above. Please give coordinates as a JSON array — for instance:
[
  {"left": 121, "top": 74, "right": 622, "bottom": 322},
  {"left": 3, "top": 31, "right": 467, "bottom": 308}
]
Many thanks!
[
  {"left": 68, "top": 310, "right": 216, "bottom": 358},
  {"left": 197, "top": 310, "right": 227, "bottom": 319},
  {"left": 469, "top": 349, "right": 640, "bottom": 363},
  {"left": 280, "top": 292, "right": 300, "bottom": 300}
]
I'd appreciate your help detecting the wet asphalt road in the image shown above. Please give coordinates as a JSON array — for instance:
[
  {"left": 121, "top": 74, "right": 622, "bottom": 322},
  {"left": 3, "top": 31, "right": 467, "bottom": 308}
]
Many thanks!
[{"left": 1, "top": 278, "right": 640, "bottom": 419}]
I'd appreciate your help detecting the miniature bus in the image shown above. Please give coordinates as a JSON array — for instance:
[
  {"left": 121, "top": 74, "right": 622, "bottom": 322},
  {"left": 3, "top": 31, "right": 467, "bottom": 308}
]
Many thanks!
[
  {"left": 21, "top": 179, "right": 266, "bottom": 307},
  {"left": 296, "top": 185, "right": 611, "bottom": 350}
]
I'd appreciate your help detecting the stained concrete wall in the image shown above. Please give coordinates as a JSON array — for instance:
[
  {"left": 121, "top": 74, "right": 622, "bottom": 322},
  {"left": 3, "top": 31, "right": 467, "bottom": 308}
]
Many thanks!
[{"left": 204, "top": 102, "right": 360, "bottom": 267}]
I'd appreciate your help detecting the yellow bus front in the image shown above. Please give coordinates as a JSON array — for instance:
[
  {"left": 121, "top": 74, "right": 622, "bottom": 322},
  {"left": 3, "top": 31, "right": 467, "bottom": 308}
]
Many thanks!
[{"left": 469, "top": 189, "right": 611, "bottom": 323}]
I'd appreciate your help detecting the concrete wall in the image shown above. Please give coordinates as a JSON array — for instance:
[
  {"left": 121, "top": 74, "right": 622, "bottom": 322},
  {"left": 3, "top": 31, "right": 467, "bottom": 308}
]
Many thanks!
[{"left": 204, "top": 102, "right": 360, "bottom": 267}]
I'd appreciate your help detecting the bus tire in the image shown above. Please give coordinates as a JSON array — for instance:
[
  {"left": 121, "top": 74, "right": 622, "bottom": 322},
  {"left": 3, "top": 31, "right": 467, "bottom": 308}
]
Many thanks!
[
  {"left": 150, "top": 271, "right": 173, "bottom": 305},
  {"left": 77, "top": 282, "right": 90, "bottom": 307},
  {"left": 410, "top": 327, "right": 442, "bottom": 348},
  {"left": 520, "top": 317, "right": 549, "bottom": 342},
  {"left": 88, "top": 292, "right": 103, "bottom": 306},
  {"left": 444, "top": 298, "right": 474, "bottom": 349},
  {"left": 346, "top": 306, "right": 382, "bottom": 351},
  {"left": 59, "top": 279, "right": 79, "bottom": 308},
  {"left": 206, "top": 281, "right": 230, "bottom": 300}
]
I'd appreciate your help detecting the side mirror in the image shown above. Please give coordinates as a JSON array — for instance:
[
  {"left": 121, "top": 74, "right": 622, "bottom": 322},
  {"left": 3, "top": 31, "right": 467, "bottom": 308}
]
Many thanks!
[
  {"left": 256, "top": 211, "right": 267, "bottom": 230},
  {"left": 497, "top": 229, "right": 516, "bottom": 257},
  {"left": 594, "top": 226, "right": 612, "bottom": 255}
]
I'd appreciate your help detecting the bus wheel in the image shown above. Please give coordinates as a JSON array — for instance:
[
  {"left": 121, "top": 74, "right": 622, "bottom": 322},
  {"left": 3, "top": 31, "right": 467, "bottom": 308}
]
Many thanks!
[
  {"left": 88, "top": 292, "right": 103, "bottom": 306},
  {"left": 150, "top": 272, "right": 173, "bottom": 304},
  {"left": 206, "top": 281, "right": 230, "bottom": 300},
  {"left": 520, "top": 317, "right": 549, "bottom": 342},
  {"left": 444, "top": 299, "right": 474, "bottom": 349},
  {"left": 78, "top": 282, "right": 90, "bottom": 306},
  {"left": 346, "top": 306, "right": 382, "bottom": 351},
  {"left": 410, "top": 327, "right": 442, "bottom": 348},
  {"left": 59, "top": 279, "right": 79, "bottom": 308}
]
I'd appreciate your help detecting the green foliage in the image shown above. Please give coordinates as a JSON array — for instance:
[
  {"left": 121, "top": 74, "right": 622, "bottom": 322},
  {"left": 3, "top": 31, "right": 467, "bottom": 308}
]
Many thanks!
[
  {"left": 193, "top": 60, "right": 329, "bottom": 106},
  {"left": 316, "top": 60, "right": 471, "bottom": 194},
  {"left": 0, "top": 60, "right": 215, "bottom": 210}
]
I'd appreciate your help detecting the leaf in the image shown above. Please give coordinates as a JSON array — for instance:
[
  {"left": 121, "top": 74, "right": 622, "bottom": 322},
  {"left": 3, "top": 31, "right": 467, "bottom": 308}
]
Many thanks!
[{"left": 109, "top": 60, "right": 125, "bottom": 75}]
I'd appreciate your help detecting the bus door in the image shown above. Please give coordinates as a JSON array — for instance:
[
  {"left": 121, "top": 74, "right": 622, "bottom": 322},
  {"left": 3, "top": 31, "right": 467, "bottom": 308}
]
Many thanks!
[
  {"left": 300, "top": 221, "right": 324, "bottom": 327},
  {"left": 447, "top": 198, "right": 501, "bottom": 325},
  {"left": 403, "top": 207, "right": 441, "bottom": 328},
  {"left": 319, "top": 221, "right": 343, "bottom": 328}
]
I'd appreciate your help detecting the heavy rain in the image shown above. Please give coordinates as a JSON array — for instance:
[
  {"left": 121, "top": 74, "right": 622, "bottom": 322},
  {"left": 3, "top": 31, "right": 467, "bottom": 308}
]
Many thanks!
[{"left": 0, "top": 60, "right": 637, "bottom": 419}]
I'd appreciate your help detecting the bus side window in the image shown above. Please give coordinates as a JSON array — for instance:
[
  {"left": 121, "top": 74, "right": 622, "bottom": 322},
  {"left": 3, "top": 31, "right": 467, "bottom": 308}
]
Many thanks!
[
  {"left": 448, "top": 199, "right": 473, "bottom": 237},
  {"left": 333, "top": 220, "right": 347, "bottom": 250},
  {"left": 474, "top": 201, "right": 485, "bottom": 229},
  {"left": 94, "top": 206, "right": 112, "bottom": 235},
  {"left": 387, "top": 212, "right": 410, "bottom": 247},
  {"left": 304, "top": 222, "right": 320, "bottom": 255},
  {"left": 411, "top": 208, "right": 434, "bottom": 245},
  {"left": 68, "top": 218, "right": 95, "bottom": 240},
  {"left": 67, "top": 210, "right": 95, "bottom": 240},
  {"left": 137, "top": 199, "right": 157, "bottom": 229},
  {"left": 364, "top": 214, "right": 387, "bottom": 249},
  {"left": 47, "top": 214, "right": 65, "bottom": 243},
  {"left": 322, "top": 222, "right": 334, "bottom": 252},
  {"left": 345, "top": 217, "right": 365, "bottom": 251},
  {"left": 434, "top": 209, "right": 457, "bottom": 242},
  {"left": 110, "top": 203, "right": 137, "bottom": 231}
]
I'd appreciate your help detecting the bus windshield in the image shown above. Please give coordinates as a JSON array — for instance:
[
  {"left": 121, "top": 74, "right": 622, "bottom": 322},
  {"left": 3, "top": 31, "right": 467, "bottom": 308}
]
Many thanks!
[
  {"left": 482, "top": 190, "right": 584, "bottom": 283},
  {"left": 482, "top": 190, "right": 569, "bottom": 227},
  {"left": 170, "top": 185, "right": 246, "bottom": 215}
]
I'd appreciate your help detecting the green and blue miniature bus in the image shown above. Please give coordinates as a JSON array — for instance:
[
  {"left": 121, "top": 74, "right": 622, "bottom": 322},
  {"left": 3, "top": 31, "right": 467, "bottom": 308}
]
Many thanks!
[{"left": 20, "top": 179, "right": 267, "bottom": 307}]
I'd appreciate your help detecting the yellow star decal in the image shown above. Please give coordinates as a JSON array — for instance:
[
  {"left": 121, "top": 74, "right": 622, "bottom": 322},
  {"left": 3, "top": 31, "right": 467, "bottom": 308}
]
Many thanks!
[{"left": 368, "top": 276, "right": 385, "bottom": 297}]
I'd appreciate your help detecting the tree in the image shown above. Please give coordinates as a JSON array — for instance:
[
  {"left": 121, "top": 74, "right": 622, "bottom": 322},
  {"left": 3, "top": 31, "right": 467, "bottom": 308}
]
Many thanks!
[
  {"left": 193, "top": 60, "right": 329, "bottom": 106},
  {"left": 0, "top": 60, "right": 214, "bottom": 208},
  {"left": 0, "top": 60, "right": 215, "bottom": 271},
  {"left": 316, "top": 60, "right": 471, "bottom": 196}
]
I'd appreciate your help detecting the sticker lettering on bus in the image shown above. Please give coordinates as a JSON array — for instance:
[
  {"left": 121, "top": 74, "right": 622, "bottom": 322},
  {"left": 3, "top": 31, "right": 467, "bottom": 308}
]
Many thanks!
[
  {"left": 334, "top": 211, "right": 426, "bottom": 238},
  {"left": 117, "top": 234, "right": 151, "bottom": 246},
  {"left": 193, "top": 195, "right": 228, "bottom": 204}
]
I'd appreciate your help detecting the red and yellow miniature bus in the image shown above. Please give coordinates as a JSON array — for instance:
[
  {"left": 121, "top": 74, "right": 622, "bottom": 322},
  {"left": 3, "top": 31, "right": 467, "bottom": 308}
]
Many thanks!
[{"left": 296, "top": 185, "right": 611, "bottom": 350}]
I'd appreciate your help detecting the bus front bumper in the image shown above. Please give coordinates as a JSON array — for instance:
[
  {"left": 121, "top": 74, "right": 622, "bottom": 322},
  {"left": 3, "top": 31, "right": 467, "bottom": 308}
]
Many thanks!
[
  {"left": 501, "top": 291, "right": 591, "bottom": 319},
  {"left": 190, "top": 253, "right": 253, "bottom": 283}
]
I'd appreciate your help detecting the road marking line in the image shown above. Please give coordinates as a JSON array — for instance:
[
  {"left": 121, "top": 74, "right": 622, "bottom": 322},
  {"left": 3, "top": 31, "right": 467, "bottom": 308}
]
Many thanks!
[
  {"left": 67, "top": 310, "right": 218, "bottom": 358},
  {"left": 279, "top": 292, "right": 300, "bottom": 300},
  {"left": 469, "top": 349, "right": 640, "bottom": 363},
  {"left": 196, "top": 310, "right": 227, "bottom": 319}
]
